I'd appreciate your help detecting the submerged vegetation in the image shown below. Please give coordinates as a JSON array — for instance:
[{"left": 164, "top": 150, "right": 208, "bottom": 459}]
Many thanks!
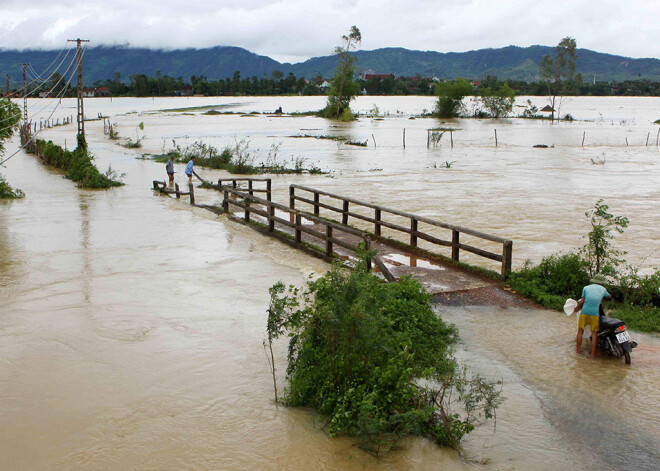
[
  {"left": 145, "top": 139, "right": 324, "bottom": 175},
  {"left": 36, "top": 135, "right": 124, "bottom": 189},
  {"left": 0, "top": 174, "right": 25, "bottom": 199},
  {"left": 508, "top": 200, "right": 660, "bottom": 333},
  {"left": 266, "top": 253, "right": 503, "bottom": 453}
]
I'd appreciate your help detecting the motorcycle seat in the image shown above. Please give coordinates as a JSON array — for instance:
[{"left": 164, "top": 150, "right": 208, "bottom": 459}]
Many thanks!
[{"left": 599, "top": 316, "right": 624, "bottom": 330}]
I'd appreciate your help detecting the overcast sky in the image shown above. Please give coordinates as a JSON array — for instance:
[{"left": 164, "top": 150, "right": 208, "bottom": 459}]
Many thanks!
[{"left": 0, "top": 0, "right": 658, "bottom": 63}]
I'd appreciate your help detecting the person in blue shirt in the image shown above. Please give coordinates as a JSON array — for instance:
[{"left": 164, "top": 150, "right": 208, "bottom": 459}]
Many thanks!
[
  {"left": 574, "top": 273, "right": 611, "bottom": 358},
  {"left": 185, "top": 156, "right": 195, "bottom": 184}
]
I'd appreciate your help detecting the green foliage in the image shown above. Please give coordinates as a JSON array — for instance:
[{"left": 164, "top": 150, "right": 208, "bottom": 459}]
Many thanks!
[
  {"left": 609, "top": 304, "right": 660, "bottom": 334},
  {"left": 267, "top": 255, "right": 503, "bottom": 452},
  {"left": 508, "top": 253, "right": 591, "bottom": 309},
  {"left": 0, "top": 173, "right": 24, "bottom": 199},
  {"left": 581, "top": 199, "right": 629, "bottom": 277},
  {"left": 479, "top": 83, "right": 516, "bottom": 118},
  {"left": 0, "top": 98, "right": 21, "bottom": 156},
  {"left": 618, "top": 267, "right": 660, "bottom": 306},
  {"left": 434, "top": 79, "right": 473, "bottom": 118},
  {"left": 322, "top": 26, "right": 362, "bottom": 120},
  {"left": 37, "top": 139, "right": 123, "bottom": 189}
]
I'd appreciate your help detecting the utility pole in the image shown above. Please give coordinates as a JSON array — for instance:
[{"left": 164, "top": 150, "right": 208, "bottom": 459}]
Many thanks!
[
  {"left": 5, "top": 73, "right": 9, "bottom": 96},
  {"left": 67, "top": 38, "right": 90, "bottom": 137},
  {"left": 19, "top": 63, "right": 28, "bottom": 121}
]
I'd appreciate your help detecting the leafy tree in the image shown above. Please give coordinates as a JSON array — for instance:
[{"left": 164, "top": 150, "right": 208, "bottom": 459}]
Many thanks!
[
  {"left": 0, "top": 98, "right": 23, "bottom": 197},
  {"left": 539, "top": 37, "right": 577, "bottom": 122},
  {"left": 267, "top": 253, "right": 503, "bottom": 453},
  {"left": 434, "top": 78, "right": 473, "bottom": 118},
  {"left": 480, "top": 83, "right": 516, "bottom": 118},
  {"left": 322, "top": 26, "right": 362, "bottom": 120},
  {"left": 582, "top": 199, "right": 629, "bottom": 277}
]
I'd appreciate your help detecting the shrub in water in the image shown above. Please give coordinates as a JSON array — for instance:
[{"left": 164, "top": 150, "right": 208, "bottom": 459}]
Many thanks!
[{"left": 267, "top": 254, "right": 502, "bottom": 453}]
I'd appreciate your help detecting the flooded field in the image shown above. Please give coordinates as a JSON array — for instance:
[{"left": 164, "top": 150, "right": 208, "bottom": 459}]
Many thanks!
[{"left": 1, "top": 96, "right": 659, "bottom": 470}]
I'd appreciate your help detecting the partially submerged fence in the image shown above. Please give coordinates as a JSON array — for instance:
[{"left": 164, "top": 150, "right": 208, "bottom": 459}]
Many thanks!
[
  {"left": 153, "top": 180, "right": 196, "bottom": 204},
  {"left": 289, "top": 184, "right": 513, "bottom": 278}
]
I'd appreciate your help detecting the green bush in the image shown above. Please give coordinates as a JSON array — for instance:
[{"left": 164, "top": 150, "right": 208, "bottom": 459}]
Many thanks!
[
  {"left": 267, "top": 255, "right": 503, "bottom": 453},
  {"left": 610, "top": 304, "right": 660, "bottom": 333},
  {"left": 508, "top": 253, "right": 590, "bottom": 309},
  {"left": 0, "top": 174, "right": 25, "bottom": 199},
  {"left": 37, "top": 139, "right": 123, "bottom": 189}
]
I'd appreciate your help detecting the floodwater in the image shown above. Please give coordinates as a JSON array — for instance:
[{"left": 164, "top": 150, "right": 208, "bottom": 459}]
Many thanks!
[{"left": 1, "top": 96, "right": 659, "bottom": 470}]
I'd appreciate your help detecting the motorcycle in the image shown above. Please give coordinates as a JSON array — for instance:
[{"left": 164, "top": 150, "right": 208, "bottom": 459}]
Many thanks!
[{"left": 597, "top": 306, "right": 638, "bottom": 365}]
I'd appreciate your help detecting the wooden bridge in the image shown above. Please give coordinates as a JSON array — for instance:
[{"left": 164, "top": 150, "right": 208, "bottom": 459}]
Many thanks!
[{"left": 153, "top": 177, "right": 515, "bottom": 300}]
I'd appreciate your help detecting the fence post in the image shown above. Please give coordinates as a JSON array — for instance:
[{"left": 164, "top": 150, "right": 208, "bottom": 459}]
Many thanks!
[
  {"left": 266, "top": 179, "right": 272, "bottom": 202},
  {"left": 248, "top": 180, "right": 253, "bottom": 196},
  {"left": 326, "top": 225, "right": 333, "bottom": 257},
  {"left": 189, "top": 182, "right": 195, "bottom": 205},
  {"left": 153, "top": 180, "right": 159, "bottom": 190},
  {"left": 502, "top": 240, "right": 513, "bottom": 279},
  {"left": 244, "top": 196, "right": 250, "bottom": 222},
  {"left": 295, "top": 213, "right": 302, "bottom": 244},
  {"left": 314, "top": 192, "right": 320, "bottom": 216},
  {"left": 175, "top": 183, "right": 180, "bottom": 198},
  {"left": 268, "top": 204, "right": 275, "bottom": 232},
  {"left": 375, "top": 208, "right": 382, "bottom": 236},
  {"left": 364, "top": 235, "right": 372, "bottom": 271},
  {"left": 410, "top": 218, "right": 418, "bottom": 247},
  {"left": 289, "top": 186, "right": 295, "bottom": 210},
  {"left": 223, "top": 189, "right": 229, "bottom": 212},
  {"left": 452, "top": 229, "right": 460, "bottom": 261},
  {"left": 342, "top": 200, "right": 349, "bottom": 225}
]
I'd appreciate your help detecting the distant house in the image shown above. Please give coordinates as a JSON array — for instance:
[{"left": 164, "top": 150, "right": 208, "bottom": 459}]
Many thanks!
[
  {"left": 319, "top": 81, "right": 330, "bottom": 90},
  {"left": 95, "top": 87, "right": 110, "bottom": 97},
  {"left": 82, "top": 88, "right": 95, "bottom": 98},
  {"left": 178, "top": 85, "right": 194, "bottom": 96},
  {"left": 38, "top": 90, "right": 49, "bottom": 98}
]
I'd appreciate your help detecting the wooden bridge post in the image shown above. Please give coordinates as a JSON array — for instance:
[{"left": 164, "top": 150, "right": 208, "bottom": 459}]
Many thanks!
[
  {"left": 248, "top": 180, "right": 253, "bottom": 196},
  {"left": 268, "top": 205, "right": 275, "bottom": 232},
  {"left": 244, "top": 196, "right": 251, "bottom": 222},
  {"left": 232, "top": 180, "right": 237, "bottom": 189},
  {"left": 502, "top": 240, "right": 513, "bottom": 279},
  {"left": 175, "top": 183, "right": 180, "bottom": 198},
  {"left": 451, "top": 229, "right": 460, "bottom": 261},
  {"left": 375, "top": 209, "right": 382, "bottom": 236},
  {"left": 266, "top": 179, "right": 272, "bottom": 202},
  {"left": 223, "top": 189, "right": 229, "bottom": 213},
  {"left": 295, "top": 213, "right": 302, "bottom": 244},
  {"left": 326, "top": 226, "right": 333, "bottom": 256},
  {"left": 289, "top": 186, "right": 295, "bottom": 210},
  {"left": 313, "top": 192, "right": 320, "bottom": 216},
  {"left": 410, "top": 218, "right": 418, "bottom": 247},
  {"left": 364, "top": 236, "right": 372, "bottom": 271},
  {"left": 189, "top": 183, "right": 195, "bottom": 205},
  {"left": 218, "top": 179, "right": 223, "bottom": 188},
  {"left": 342, "top": 200, "right": 349, "bottom": 225}
]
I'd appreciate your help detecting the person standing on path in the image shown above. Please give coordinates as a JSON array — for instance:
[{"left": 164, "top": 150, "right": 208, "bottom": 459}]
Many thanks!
[
  {"left": 166, "top": 156, "right": 175, "bottom": 186},
  {"left": 574, "top": 273, "right": 611, "bottom": 358},
  {"left": 185, "top": 156, "right": 195, "bottom": 184}
]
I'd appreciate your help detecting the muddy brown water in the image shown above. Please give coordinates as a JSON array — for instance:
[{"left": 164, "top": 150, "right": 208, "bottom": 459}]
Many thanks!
[{"left": 1, "top": 96, "right": 659, "bottom": 470}]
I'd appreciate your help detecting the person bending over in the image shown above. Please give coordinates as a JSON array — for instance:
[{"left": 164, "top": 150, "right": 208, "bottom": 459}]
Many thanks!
[{"left": 574, "top": 273, "right": 611, "bottom": 358}]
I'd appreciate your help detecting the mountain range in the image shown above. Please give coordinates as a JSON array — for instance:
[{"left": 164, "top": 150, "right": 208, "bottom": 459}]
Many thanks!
[{"left": 1, "top": 44, "right": 659, "bottom": 86}]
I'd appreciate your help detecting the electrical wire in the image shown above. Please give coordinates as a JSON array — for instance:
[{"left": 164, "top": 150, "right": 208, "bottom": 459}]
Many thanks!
[
  {"left": 0, "top": 49, "right": 82, "bottom": 167},
  {"left": 0, "top": 49, "right": 80, "bottom": 126},
  {"left": 2, "top": 43, "right": 73, "bottom": 98}
]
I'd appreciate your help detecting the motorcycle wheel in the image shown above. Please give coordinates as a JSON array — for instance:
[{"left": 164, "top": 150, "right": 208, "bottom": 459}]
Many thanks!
[{"left": 621, "top": 351, "right": 631, "bottom": 365}]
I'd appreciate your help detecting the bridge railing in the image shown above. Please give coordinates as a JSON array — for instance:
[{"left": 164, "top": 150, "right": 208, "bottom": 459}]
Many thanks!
[
  {"left": 222, "top": 186, "right": 381, "bottom": 271},
  {"left": 289, "top": 184, "right": 513, "bottom": 278},
  {"left": 209, "top": 176, "right": 271, "bottom": 201}
]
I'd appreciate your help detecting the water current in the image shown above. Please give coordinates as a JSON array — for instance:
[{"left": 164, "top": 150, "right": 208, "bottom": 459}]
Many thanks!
[{"left": 1, "top": 96, "right": 659, "bottom": 470}]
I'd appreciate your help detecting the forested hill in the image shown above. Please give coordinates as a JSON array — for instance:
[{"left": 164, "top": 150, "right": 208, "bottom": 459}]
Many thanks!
[{"left": 1, "top": 44, "right": 658, "bottom": 85}]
